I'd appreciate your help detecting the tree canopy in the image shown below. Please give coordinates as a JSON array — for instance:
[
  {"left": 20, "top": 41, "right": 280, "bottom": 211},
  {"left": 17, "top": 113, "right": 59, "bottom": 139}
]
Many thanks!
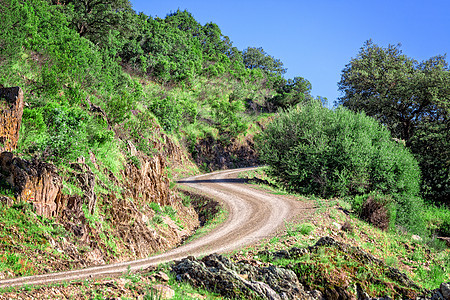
[
  {"left": 271, "top": 76, "right": 313, "bottom": 109},
  {"left": 337, "top": 40, "right": 450, "bottom": 203},
  {"left": 242, "top": 47, "right": 287, "bottom": 76}
]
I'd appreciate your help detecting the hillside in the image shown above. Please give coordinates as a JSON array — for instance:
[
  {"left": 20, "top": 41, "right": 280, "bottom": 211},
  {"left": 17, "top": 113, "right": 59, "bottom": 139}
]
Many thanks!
[
  {"left": 1, "top": 0, "right": 450, "bottom": 299},
  {"left": 0, "top": 0, "right": 311, "bottom": 280}
]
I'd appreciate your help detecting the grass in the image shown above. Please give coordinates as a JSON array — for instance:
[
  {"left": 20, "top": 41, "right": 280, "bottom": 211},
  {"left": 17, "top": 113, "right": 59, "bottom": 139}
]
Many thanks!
[
  {"left": 0, "top": 202, "right": 69, "bottom": 277},
  {"left": 2, "top": 166, "right": 449, "bottom": 298},
  {"left": 0, "top": 178, "right": 14, "bottom": 199},
  {"left": 176, "top": 186, "right": 228, "bottom": 245},
  {"left": 0, "top": 264, "right": 222, "bottom": 299},
  {"left": 182, "top": 203, "right": 228, "bottom": 245}
]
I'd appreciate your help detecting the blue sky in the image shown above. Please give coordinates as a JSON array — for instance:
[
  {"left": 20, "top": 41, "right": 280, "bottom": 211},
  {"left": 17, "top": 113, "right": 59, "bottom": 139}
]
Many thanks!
[{"left": 130, "top": 0, "right": 450, "bottom": 106}]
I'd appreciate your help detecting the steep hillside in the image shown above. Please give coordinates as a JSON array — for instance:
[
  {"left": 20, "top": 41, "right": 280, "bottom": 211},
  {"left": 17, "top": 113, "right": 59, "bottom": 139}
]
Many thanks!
[{"left": 0, "top": 0, "right": 312, "bottom": 279}]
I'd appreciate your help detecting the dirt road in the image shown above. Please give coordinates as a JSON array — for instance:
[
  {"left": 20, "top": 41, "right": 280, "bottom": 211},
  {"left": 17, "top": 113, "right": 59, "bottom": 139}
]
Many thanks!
[{"left": 0, "top": 167, "right": 313, "bottom": 288}]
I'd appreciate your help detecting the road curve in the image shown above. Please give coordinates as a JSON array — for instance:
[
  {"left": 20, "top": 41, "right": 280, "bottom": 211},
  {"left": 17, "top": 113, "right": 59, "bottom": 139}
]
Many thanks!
[{"left": 0, "top": 167, "right": 313, "bottom": 288}]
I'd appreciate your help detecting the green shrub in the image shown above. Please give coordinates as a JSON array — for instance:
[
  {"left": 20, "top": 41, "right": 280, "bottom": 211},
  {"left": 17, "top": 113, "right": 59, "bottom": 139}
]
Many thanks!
[
  {"left": 256, "top": 101, "right": 423, "bottom": 230},
  {"left": 423, "top": 205, "right": 450, "bottom": 237},
  {"left": 148, "top": 96, "right": 183, "bottom": 133},
  {"left": 298, "top": 223, "right": 315, "bottom": 235}
]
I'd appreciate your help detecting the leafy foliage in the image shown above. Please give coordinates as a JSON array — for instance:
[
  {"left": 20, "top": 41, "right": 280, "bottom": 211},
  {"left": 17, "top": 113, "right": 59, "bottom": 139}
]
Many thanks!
[
  {"left": 0, "top": 0, "right": 306, "bottom": 171},
  {"left": 56, "top": 0, "right": 134, "bottom": 43},
  {"left": 242, "top": 47, "right": 287, "bottom": 76},
  {"left": 271, "top": 76, "right": 313, "bottom": 109},
  {"left": 256, "top": 101, "right": 423, "bottom": 229},
  {"left": 337, "top": 40, "right": 450, "bottom": 204}
]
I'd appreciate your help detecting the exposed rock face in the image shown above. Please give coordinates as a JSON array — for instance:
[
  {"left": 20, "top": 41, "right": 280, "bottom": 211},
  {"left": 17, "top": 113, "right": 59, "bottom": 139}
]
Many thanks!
[
  {"left": 172, "top": 253, "right": 321, "bottom": 300},
  {"left": 122, "top": 153, "right": 170, "bottom": 206},
  {"left": 0, "top": 87, "right": 63, "bottom": 218},
  {"left": 69, "top": 162, "right": 97, "bottom": 215},
  {"left": 0, "top": 152, "right": 61, "bottom": 218},
  {"left": 0, "top": 87, "right": 24, "bottom": 152},
  {"left": 0, "top": 87, "right": 202, "bottom": 273}
]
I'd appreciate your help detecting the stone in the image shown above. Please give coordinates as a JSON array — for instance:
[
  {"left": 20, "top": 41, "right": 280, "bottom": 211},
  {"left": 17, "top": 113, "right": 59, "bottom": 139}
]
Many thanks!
[
  {"left": 172, "top": 253, "right": 310, "bottom": 300},
  {"left": 440, "top": 282, "right": 450, "bottom": 299},
  {"left": 150, "top": 284, "right": 175, "bottom": 299},
  {"left": 155, "top": 271, "right": 170, "bottom": 282},
  {"left": 332, "top": 222, "right": 342, "bottom": 231},
  {"left": 0, "top": 152, "right": 62, "bottom": 218},
  {"left": 0, "top": 87, "right": 24, "bottom": 152},
  {"left": 431, "top": 290, "right": 444, "bottom": 300},
  {"left": 411, "top": 235, "right": 422, "bottom": 241},
  {"left": 121, "top": 153, "right": 170, "bottom": 206}
]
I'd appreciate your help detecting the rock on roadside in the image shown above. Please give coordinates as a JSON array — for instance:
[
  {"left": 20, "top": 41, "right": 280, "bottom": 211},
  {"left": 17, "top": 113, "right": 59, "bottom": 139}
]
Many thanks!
[{"left": 172, "top": 253, "right": 322, "bottom": 300}]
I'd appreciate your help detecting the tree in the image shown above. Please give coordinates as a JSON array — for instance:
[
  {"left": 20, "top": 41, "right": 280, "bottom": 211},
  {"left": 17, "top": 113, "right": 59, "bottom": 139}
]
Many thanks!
[
  {"left": 337, "top": 40, "right": 450, "bottom": 203},
  {"left": 57, "top": 0, "right": 134, "bottom": 46},
  {"left": 242, "top": 47, "right": 286, "bottom": 76},
  {"left": 271, "top": 76, "right": 313, "bottom": 109}
]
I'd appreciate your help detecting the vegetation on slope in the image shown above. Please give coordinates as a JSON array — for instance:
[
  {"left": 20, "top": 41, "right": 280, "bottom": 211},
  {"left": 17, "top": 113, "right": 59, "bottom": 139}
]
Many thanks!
[
  {"left": 238, "top": 169, "right": 450, "bottom": 297},
  {"left": 337, "top": 40, "right": 450, "bottom": 205},
  {"left": 0, "top": 0, "right": 313, "bottom": 170},
  {"left": 1, "top": 0, "right": 449, "bottom": 297},
  {"left": 0, "top": 0, "right": 315, "bottom": 278},
  {"left": 256, "top": 101, "right": 424, "bottom": 232}
]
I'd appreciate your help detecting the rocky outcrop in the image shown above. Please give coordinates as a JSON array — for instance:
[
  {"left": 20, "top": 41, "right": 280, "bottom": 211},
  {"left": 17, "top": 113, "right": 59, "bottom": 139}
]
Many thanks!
[
  {"left": 69, "top": 162, "right": 97, "bottom": 215},
  {"left": 172, "top": 253, "right": 322, "bottom": 300},
  {"left": 0, "top": 86, "right": 63, "bottom": 219},
  {"left": 121, "top": 151, "right": 170, "bottom": 206},
  {"left": 427, "top": 282, "right": 450, "bottom": 300},
  {"left": 0, "top": 87, "right": 24, "bottom": 152},
  {"left": 0, "top": 87, "right": 203, "bottom": 274},
  {"left": 0, "top": 152, "right": 61, "bottom": 218}
]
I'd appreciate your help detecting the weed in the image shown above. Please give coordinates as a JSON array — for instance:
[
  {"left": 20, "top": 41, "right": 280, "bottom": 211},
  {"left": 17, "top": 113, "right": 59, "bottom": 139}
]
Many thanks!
[
  {"left": 163, "top": 206, "right": 177, "bottom": 220},
  {"left": 180, "top": 193, "right": 192, "bottom": 207},
  {"left": 298, "top": 223, "right": 315, "bottom": 235},
  {"left": 130, "top": 155, "right": 141, "bottom": 169},
  {"left": 149, "top": 202, "right": 162, "bottom": 213}
]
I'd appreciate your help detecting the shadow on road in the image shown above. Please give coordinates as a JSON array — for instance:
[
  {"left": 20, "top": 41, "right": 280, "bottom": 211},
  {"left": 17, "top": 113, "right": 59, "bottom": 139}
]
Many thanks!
[{"left": 177, "top": 178, "right": 248, "bottom": 184}]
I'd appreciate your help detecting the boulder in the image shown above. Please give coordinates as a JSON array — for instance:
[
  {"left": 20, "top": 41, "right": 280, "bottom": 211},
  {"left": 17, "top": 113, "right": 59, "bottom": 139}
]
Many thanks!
[
  {"left": 0, "top": 152, "right": 61, "bottom": 218},
  {"left": 440, "top": 282, "right": 450, "bottom": 299},
  {"left": 150, "top": 284, "right": 175, "bottom": 299},
  {"left": 0, "top": 87, "right": 24, "bottom": 152},
  {"left": 172, "top": 253, "right": 318, "bottom": 300}
]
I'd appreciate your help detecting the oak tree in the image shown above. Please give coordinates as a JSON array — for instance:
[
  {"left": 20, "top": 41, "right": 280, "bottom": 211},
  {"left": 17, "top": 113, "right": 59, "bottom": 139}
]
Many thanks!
[{"left": 337, "top": 40, "right": 450, "bottom": 203}]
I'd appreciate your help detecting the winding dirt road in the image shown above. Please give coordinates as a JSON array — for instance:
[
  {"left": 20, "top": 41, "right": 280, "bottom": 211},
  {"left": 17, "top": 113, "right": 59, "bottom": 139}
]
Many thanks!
[{"left": 0, "top": 167, "right": 314, "bottom": 288}]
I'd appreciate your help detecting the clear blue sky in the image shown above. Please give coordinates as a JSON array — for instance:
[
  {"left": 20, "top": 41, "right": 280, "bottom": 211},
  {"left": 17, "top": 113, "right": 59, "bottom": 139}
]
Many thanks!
[{"left": 130, "top": 0, "right": 450, "bottom": 106}]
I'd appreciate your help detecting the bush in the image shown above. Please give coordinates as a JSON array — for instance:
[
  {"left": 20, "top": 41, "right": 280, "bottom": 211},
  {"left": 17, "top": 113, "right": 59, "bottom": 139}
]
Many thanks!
[{"left": 256, "top": 101, "right": 423, "bottom": 229}]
